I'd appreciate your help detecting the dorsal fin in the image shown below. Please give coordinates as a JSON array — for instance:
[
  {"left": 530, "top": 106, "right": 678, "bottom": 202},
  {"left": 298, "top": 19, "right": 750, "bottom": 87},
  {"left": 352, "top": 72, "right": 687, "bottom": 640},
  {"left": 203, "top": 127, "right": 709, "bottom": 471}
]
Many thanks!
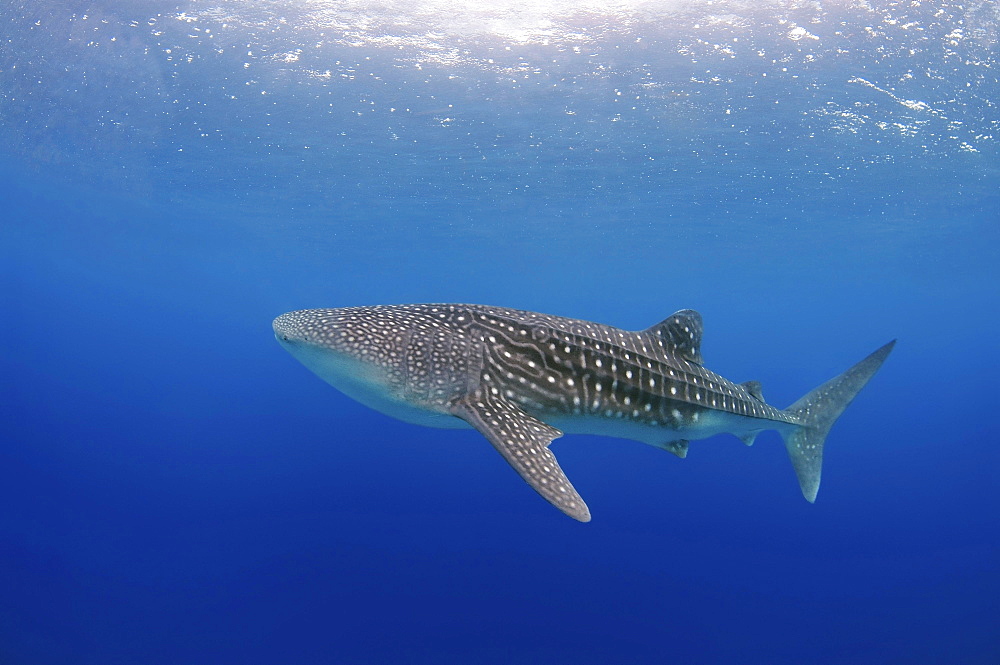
[
  {"left": 740, "top": 380, "right": 765, "bottom": 402},
  {"left": 643, "top": 309, "right": 703, "bottom": 365}
]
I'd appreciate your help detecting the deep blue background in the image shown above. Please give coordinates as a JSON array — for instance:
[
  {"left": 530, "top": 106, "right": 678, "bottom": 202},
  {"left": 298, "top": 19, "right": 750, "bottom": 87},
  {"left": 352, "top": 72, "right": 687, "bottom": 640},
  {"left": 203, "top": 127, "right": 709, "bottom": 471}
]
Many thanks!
[{"left": 2, "top": 2, "right": 998, "bottom": 663}]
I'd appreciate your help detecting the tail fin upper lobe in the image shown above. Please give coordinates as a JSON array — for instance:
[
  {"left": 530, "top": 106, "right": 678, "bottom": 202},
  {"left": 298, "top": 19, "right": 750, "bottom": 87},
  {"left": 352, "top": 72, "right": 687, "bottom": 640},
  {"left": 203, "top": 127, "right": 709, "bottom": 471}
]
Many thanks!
[{"left": 781, "top": 340, "right": 896, "bottom": 502}]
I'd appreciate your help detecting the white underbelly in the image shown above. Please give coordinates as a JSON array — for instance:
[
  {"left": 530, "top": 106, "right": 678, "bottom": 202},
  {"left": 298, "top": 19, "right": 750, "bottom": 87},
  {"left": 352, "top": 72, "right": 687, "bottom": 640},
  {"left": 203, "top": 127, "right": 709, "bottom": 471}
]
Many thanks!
[
  {"left": 293, "top": 344, "right": 470, "bottom": 430},
  {"left": 330, "top": 373, "right": 470, "bottom": 429}
]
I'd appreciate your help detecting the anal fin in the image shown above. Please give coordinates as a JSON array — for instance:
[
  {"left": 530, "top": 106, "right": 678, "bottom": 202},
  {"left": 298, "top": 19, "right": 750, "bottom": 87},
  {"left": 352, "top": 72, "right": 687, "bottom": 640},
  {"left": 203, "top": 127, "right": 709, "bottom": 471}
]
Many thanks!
[
  {"left": 450, "top": 392, "right": 591, "bottom": 522},
  {"left": 657, "top": 439, "right": 689, "bottom": 459}
]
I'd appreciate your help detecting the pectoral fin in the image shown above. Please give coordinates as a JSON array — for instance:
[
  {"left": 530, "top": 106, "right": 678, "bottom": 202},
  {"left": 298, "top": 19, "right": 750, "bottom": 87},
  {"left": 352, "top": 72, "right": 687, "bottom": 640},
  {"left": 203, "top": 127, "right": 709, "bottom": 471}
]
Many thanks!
[{"left": 450, "top": 393, "right": 591, "bottom": 522}]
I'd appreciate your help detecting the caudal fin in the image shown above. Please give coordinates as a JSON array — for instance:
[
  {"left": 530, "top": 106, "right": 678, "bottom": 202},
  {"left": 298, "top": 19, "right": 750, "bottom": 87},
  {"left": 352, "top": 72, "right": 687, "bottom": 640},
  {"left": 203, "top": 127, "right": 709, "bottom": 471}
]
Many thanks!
[{"left": 780, "top": 340, "right": 895, "bottom": 502}]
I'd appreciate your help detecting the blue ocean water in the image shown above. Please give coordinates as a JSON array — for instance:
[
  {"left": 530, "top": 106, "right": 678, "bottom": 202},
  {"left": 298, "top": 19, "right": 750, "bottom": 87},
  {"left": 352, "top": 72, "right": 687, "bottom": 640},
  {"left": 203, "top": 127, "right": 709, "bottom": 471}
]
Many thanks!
[{"left": 2, "top": 1, "right": 998, "bottom": 663}]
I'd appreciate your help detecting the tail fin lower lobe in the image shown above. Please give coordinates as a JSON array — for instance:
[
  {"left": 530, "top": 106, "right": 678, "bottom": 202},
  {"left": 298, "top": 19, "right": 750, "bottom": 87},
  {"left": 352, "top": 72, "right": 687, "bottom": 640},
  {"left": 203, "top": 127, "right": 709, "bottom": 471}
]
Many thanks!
[{"left": 781, "top": 340, "right": 895, "bottom": 502}]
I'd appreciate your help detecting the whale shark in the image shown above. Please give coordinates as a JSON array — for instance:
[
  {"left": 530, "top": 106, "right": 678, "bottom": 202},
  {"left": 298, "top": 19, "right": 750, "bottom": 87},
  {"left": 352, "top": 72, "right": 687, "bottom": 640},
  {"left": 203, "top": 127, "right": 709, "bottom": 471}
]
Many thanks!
[{"left": 273, "top": 304, "right": 893, "bottom": 522}]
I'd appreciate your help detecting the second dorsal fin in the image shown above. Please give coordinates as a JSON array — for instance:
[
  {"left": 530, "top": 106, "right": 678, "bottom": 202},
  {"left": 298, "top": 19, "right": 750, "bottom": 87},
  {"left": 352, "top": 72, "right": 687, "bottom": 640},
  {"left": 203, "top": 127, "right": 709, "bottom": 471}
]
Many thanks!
[
  {"left": 643, "top": 309, "right": 703, "bottom": 365},
  {"left": 740, "top": 380, "right": 765, "bottom": 402}
]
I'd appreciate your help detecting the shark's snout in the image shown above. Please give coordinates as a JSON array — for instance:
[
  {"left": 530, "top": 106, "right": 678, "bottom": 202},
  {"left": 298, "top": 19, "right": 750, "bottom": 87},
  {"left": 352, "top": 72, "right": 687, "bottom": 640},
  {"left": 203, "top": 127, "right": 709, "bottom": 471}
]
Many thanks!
[
  {"left": 273, "top": 309, "right": 348, "bottom": 349},
  {"left": 273, "top": 311, "right": 314, "bottom": 346},
  {"left": 272, "top": 313, "right": 293, "bottom": 342}
]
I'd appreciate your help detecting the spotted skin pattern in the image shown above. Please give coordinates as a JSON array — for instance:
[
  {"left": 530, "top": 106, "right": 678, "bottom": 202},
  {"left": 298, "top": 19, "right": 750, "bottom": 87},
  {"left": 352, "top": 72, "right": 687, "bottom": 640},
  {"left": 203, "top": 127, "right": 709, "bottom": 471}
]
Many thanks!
[{"left": 274, "top": 304, "right": 894, "bottom": 521}]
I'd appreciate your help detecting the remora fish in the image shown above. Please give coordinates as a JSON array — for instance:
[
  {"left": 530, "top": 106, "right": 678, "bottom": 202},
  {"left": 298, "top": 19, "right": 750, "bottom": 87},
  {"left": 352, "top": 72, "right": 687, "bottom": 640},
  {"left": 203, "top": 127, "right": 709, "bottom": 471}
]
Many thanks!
[{"left": 273, "top": 304, "right": 893, "bottom": 522}]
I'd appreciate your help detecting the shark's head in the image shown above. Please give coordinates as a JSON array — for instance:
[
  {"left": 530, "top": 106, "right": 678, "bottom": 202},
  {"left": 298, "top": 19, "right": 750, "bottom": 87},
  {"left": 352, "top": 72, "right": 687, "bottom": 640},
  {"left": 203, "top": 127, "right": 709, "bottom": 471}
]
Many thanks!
[
  {"left": 273, "top": 306, "right": 407, "bottom": 406},
  {"left": 273, "top": 308, "right": 395, "bottom": 381},
  {"left": 273, "top": 308, "right": 334, "bottom": 351},
  {"left": 273, "top": 306, "right": 467, "bottom": 427}
]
